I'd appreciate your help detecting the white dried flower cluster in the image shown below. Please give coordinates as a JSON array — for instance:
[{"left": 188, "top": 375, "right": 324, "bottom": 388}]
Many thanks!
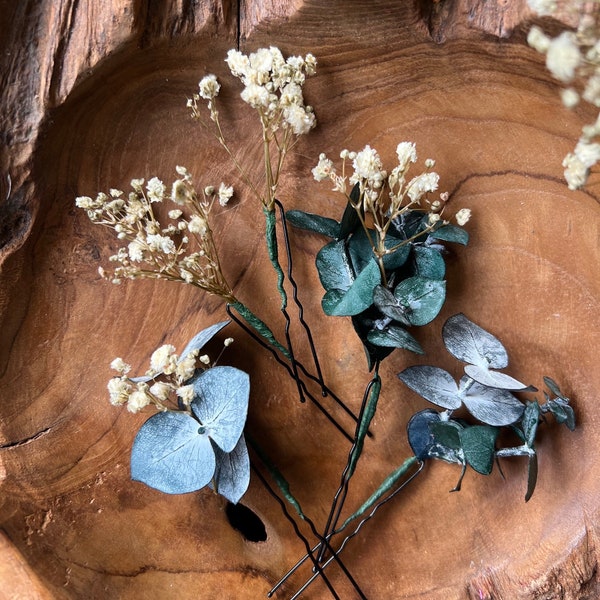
[
  {"left": 188, "top": 47, "right": 317, "bottom": 210},
  {"left": 528, "top": 1, "right": 600, "bottom": 188},
  {"left": 76, "top": 168, "right": 235, "bottom": 299},
  {"left": 107, "top": 344, "right": 202, "bottom": 413},
  {"left": 313, "top": 142, "right": 469, "bottom": 263},
  {"left": 107, "top": 334, "right": 234, "bottom": 414}
]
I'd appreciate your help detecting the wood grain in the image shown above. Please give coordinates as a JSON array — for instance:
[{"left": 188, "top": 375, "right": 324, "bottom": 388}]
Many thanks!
[{"left": 1, "top": 1, "right": 599, "bottom": 598}]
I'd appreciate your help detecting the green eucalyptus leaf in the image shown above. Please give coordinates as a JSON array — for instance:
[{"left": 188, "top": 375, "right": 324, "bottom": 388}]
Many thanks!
[
  {"left": 316, "top": 240, "right": 354, "bottom": 291},
  {"left": 381, "top": 232, "right": 411, "bottom": 270},
  {"left": 209, "top": 434, "right": 250, "bottom": 504},
  {"left": 462, "top": 378, "right": 525, "bottom": 426},
  {"left": 398, "top": 365, "right": 462, "bottom": 409},
  {"left": 367, "top": 325, "right": 424, "bottom": 353},
  {"left": 393, "top": 276, "right": 446, "bottom": 326},
  {"left": 430, "top": 420, "right": 463, "bottom": 451},
  {"left": 347, "top": 227, "right": 375, "bottom": 274},
  {"left": 352, "top": 311, "right": 395, "bottom": 370},
  {"left": 411, "top": 246, "right": 446, "bottom": 280},
  {"left": 460, "top": 425, "right": 498, "bottom": 475},
  {"left": 286, "top": 210, "right": 340, "bottom": 238},
  {"left": 522, "top": 401, "right": 541, "bottom": 448},
  {"left": 525, "top": 451, "right": 539, "bottom": 502},
  {"left": 429, "top": 223, "right": 469, "bottom": 246},
  {"left": 443, "top": 313, "right": 509, "bottom": 369},
  {"left": 192, "top": 366, "right": 250, "bottom": 453},
  {"left": 321, "top": 259, "right": 381, "bottom": 316},
  {"left": 338, "top": 185, "right": 362, "bottom": 240},
  {"left": 543, "top": 376, "right": 564, "bottom": 399},
  {"left": 546, "top": 399, "right": 576, "bottom": 431},
  {"left": 131, "top": 411, "right": 215, "bottom": 494}
]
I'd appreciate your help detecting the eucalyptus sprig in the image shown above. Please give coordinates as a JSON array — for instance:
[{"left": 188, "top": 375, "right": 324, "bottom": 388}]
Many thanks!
[
  {"left": 289, "top": 145, "right": 470, "bottom": 369},
  {"left": 400, "top": 313, "right": 576, "bottom": 501}
]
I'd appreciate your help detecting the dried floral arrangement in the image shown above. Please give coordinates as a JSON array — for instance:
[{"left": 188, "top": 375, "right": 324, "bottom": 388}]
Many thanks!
[
  {"left": 528, "top": 0, "right": 600, "bottom": 188},
  {"left": 76, "top": 45, "right": 577, "bottom": 598}
]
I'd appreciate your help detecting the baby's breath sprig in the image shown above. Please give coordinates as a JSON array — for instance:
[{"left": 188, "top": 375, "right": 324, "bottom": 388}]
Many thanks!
[
  {"left": 313, "top": 142, "right": 470, "bottom": 282},
  {"left": 107, "top": 334, "right": 235, "bottom": 415},
  {"left": 528, "top": 0, "right": 600, "bottom": 189},
  {"left": 76, "top": 166, "right": 235, "bottom": 301},
  {"left": 188, "top": 47, "right": 317, "bottom": 211}
]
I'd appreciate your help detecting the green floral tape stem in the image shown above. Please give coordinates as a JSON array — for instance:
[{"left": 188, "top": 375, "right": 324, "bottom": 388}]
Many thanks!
[
  {"left": 229, "top": 301, "right": 291, "bottom": 359},
  {"left": 247, "top": 434, "right": 305, "bottom": 520},
  {"left": 347, "top": 374, "right": 381, "bottom": 479},
  {"left": 336, "top": 455, "right": 419, "bottom": 534},
  {"left": 264, "top": 207, "right": 288, "bottom": 311}
]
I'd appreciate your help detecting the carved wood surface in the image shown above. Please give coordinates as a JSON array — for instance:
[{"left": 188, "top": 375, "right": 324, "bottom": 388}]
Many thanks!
[{"left": 1, "top": 1, "right": 599, "bottom": 598}]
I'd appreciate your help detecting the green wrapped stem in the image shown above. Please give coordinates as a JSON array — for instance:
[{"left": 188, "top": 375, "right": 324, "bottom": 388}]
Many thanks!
[
  {"left": 229, "top": 301, "right": 290, "bottom": 359},
  {"left": 264, "top": 207, "right": 288, "bottom": 310},
  {"left": 347, "top": 375, "right": 381, "bottom": 479},
  {"left": 247, "top": 434, "right": 305, "bottom": 520},
  {"left": 336, "top": 455, "right": 419, "bottom": 534}
]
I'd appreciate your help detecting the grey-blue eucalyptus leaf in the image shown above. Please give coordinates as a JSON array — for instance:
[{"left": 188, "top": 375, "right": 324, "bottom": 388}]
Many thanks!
[
  {"left": 398, "top": 365, "right": 462, "bottom": 409},
  {"left": 131, "top": 411, "right": 215, "bottom": 494},
  {"left": 192, "top": 366, "right": 250, "bottom": 453},
  {"left": 463, "top": 364, "right": 530, "bottom": 391},
  {"left": 461, "top": 378, "right": 525, "bottom": 426},
  {"left": 179, "top": 320, "right": 230, "bottom": 362},
  {"left": 443, "top": 313, "right": 508, "bottom": 369},
  {"left": 209, "top": 434, "right": 250, "bottom": 504}
]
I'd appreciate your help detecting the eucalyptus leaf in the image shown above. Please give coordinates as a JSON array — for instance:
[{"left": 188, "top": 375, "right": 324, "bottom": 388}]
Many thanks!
[
  {"left": 398, "top": 365, "right": 462, "bottom": 409},
  {"left": 546, "top": 399, "right": 576, "bottom": 431},
  {"left": 394, "top": 276, "right": 446, "bottom": 326},
  {"left": 430, "top": 420, "right": 463, "bottom": 451},
  {"left": 521, "top": 401, "right": 540, "bottom": 448},
  {"left": 443, "top": 313, "right": 509, "bottom": 370},
  {"left": 460, "top": 425, "right": 498, "bottom": 475},
  {"left": 338, "top": 188, "right": 362, "bottom": 240},
  {"left": 209, "top": 434, "right": 250, "bottom": 504},
  {"left": 179, "top": 320, "right": 230, "bottom": 362},
  {"left": 428, "top": 223, "right": 469, "bottom": 246},
  {"left": 321, "top": 259, "right": 381, "bottom": 316},
  {"left": 406, "top": 410, "right": 442, "bottom": 460},
  {"left": 411, "top": 246, "right": 446, "bottom": 280},
  {"left": 525, "top": 452, "right": 538, "bottom": 502},
  {"left": 367, "top": 324, "right": 424, "bottom": 354},
  {"left": 131, "top": 411, "right": 215, "bottom": 494},
  {"left": 316, "top": 240, "right": 354, "bottom": 292},
  {"left": 192, "top": 366, "right": 250, "bottom": 453},
  {"left": 462, "top": 379, "right": 525, "bottom": 426},
  {"left": 543, "top": 376, "right": 564, "bottom": 398},
  {"left": 464, "top": 364, "right": 530, "bottom": 391},
  {"left": 286, "top": 210, "right": 340, "bottom": 238},
  {"left": 352, "top": 311, "right": 395, "bottom": 370},
  {"left": 372, "top": 285, "right": 411, "bottom": 325}
]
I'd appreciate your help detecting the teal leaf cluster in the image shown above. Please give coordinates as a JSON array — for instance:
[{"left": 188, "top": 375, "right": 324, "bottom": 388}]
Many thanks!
[
  {"left": 401, "top": 314, "right": 576, "bottom": 500},
  {"left": 288, "top": 186, "right": 469, "bottom": 368}
]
